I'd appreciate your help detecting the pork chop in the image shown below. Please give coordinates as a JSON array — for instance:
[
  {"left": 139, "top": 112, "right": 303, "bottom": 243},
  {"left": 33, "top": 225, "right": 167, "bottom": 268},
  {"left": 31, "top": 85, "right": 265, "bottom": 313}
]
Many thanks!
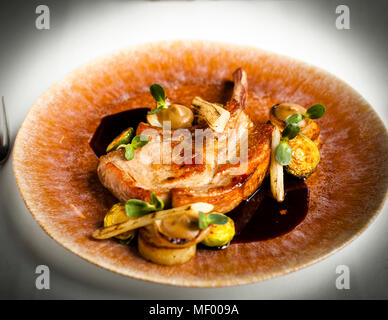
[{"left": 97, "top": 68, "right": 273, "bottom": 213}]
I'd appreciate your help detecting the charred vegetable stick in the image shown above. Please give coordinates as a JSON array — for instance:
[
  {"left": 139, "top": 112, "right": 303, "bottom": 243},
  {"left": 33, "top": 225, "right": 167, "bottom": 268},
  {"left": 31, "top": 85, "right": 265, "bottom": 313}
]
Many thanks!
[{"left": 270, "top": 126, "right": 285, "bottom": 202}]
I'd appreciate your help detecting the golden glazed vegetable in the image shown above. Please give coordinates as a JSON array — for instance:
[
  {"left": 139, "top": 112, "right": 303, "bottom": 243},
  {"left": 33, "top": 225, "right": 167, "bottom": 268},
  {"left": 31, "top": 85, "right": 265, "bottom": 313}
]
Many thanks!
[
  {"left": 270, "top": 103, "right": 321, "bottom": 144},
  {"left": 270, "top": 103, "right": 307, "bottom": 130},
  {"left": 286, "top": 134, "right": 320, "bottom": 179},
  {"left": 147, "top": 104, "right": 194, "bottom": 129},
  {"left": 158, "top": 212, "right": 201, "bottom": 240},
  {"left": 138, "top": 225, "right": 198, "bottom": 265},
  {"left": 201, "top": 214, "right": 235, "bottom": 247},
  {"left": 106, "top": 127, "right": 134, "bottom": 153},
  {"left": 153, "top": 219, "right": 211, "bottom": 249},
  {"left": 300, "top": 120, "right": 320, "bottom": 145},
  {"left": 103, "top": 203, "right": 136, "bottom": 241}
]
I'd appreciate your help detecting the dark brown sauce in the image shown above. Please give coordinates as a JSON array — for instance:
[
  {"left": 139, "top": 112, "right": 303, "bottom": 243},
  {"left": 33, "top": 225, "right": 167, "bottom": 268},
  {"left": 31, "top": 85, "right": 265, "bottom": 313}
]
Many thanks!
[
  {"left": 89, "top": 108, "right": 150, "bottom": 157},
  {"left": 90, "top": 108, "right": 310, "bottom": 244},
  {"left": 229, "top": 178, "right": 309, "bottom": 243}
]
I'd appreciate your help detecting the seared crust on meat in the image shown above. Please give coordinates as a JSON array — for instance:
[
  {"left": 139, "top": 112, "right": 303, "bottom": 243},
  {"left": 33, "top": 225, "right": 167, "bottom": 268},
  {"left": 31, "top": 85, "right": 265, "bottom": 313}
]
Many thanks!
[
  {"left": 172, "top": 123, "right": 273, "bottom": 212},
  {"left": 97, "top": 157, "right": 168, "bottom": 204}
]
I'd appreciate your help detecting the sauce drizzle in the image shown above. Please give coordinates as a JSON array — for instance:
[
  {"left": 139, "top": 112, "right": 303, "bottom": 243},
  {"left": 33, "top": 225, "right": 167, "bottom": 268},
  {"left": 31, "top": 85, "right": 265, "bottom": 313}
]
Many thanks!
[{"left": 229, "top": 178, "right": 309, "bottom": 243}]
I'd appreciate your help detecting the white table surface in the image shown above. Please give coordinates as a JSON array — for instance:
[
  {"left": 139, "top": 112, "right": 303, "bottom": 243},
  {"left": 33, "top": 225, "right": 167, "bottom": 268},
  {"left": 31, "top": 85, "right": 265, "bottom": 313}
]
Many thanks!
[{"left": 0, "top": 0, "right": 387, "bottom": 299}]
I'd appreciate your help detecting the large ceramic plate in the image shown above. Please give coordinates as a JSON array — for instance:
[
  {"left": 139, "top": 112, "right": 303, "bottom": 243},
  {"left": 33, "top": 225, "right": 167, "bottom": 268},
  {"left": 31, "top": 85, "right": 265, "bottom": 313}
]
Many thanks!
[{"left": 13, "top": 41, "right": 388, "bottom": 287}]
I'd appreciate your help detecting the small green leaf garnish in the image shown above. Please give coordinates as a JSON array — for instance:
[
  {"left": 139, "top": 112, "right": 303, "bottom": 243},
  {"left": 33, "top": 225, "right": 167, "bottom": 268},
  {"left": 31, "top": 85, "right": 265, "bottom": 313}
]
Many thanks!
[
  {"left": 276, "top": 123, "right": 298, "bottom": 166},
  {"left": 198, "top": 211, "right": 208, "bottom": 230},
  {"left": 198, "top": 212, "right": 228, "bottom": 230},
  {"left": 123, "top": 134, "right": 149, "bottom": 160},
  {"left": 150, "top": 192, "right": 164, "bottom": 211},
  {"left": 150, "top": 84, "right": 165, "bottom": 105},
  {"left": 125, "top": 193, "right": 164, "bottom": 217},
  {"left": 147, "top": 105, "right": 165, "bottom": 115},
  {"left": 275, "top": 141, "right": 292, "bottom": 166},
  {"left": 285, "top": 113, "right": 303, "bottom": 126},
  {"left": 148, "top": 84, "right": 168, "bottom": 114},
  {"left": 131, "top": 134, "right": 149, "bottom": 149},
  {"left": 125, "top": 144, "right": 135, "bottom": 160},
  {"left": 282, "top": 123, "right": 300, "bottom": 141},
  {"left": 306, "top": 104, "right": 326, "bottom": 119},
  {"left": 125, "top": 199, "right": 154, "bottom": 217},
  {"left": 206, "top": 213, "right": 229, "bottom": 226}
]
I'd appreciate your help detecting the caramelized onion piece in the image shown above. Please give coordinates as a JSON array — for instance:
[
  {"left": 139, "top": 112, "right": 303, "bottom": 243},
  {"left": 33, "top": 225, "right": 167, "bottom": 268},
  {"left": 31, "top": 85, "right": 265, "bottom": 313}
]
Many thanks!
[
  {"left": 158, "top": 212, "right": 200, "bottom": 240},
  {"left": 152, "top": 215, "right": 211, "bottom": 249},
  {"left": 138, "top": 226, "right": 197, "bottom": 265},
  {"left": 270, "top": 103, "right": 307, "bottom": 130}
]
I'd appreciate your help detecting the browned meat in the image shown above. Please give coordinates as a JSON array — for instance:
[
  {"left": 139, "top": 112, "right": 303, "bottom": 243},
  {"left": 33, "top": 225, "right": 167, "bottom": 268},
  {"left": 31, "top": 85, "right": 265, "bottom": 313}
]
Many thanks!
[{"left": 97, "top": 68, "right": 273, "bottom": 213}]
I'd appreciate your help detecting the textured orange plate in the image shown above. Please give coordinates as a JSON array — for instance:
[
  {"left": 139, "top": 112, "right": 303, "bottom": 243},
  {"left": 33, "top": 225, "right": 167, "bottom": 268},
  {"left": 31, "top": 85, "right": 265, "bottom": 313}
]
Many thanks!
[{"left": 13, "top": 41, "right": 388, "bottom": 287}]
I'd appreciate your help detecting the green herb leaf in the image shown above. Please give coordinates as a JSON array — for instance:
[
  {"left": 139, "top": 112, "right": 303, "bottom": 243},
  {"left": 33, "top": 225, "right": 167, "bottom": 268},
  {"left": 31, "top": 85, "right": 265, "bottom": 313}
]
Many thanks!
[
  {"left": 206, "top": 213, "right": 229, "bottom": 226},
  {"left": 123, "top": 135, "right": 149, "bottom": 161},
  {"left": 282, "top": 123, "right": 300, "bottom": 141},
  {"left": 150, "top": 83, "right": 166, "bottom": 105},
  {"left": 147, "top": 105, "right": 165, "bottom": 115},
  {"left": 150, "top": 192, "right": 164, "bottom": 211},
  {"left": 125, "top": 193, "right": 164, "bottom": 218},
  {"left": 198, "top": 211, "right": 208, "bottom": 230},
  {"left": 124, "top": 144, "right": 135, "bottom": 160},
  {"left": 150, "top": 84, "right": 165, "bottom": 105},
  {"left": 131, "top": 134, "right": 149, "bottom": 149},
  {"left": 148, "top": 84, "right": 168, "bottom": 114},
  {"left": 125, "top": 199, "right": 155, "bottom": 217},
  {"left": 285, "top": 113, "right": 303, "bottom": 125},
  {"left": 198, "top": 212, "right": 228, "bottom": 229},
  {"left": 306, "top": 104, "right": 326, "bottom": 119},
  {"left": 275, "top": 141, "right": 292, "bottom": 166}
]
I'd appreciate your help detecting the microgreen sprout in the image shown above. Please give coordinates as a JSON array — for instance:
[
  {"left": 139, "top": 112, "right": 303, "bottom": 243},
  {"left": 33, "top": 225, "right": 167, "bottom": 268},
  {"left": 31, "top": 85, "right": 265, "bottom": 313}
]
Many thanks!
[
  {"left": 124, "top": 134, "right": 149, "bottom": 160},
  {"left": 125, "top": 192, "right": 164, "bottom": 217},
  {"left": 198, "top": 212, "right": 229, "bottom": 230},
  {"left": 285, "top": 104, "right": 326, "bottom": 125},
  {"left": 147, "top": 84, "right": 168, "bottom": 114},
  {"left": 275, "top": 141, "right": 292, "bottom": 166}
]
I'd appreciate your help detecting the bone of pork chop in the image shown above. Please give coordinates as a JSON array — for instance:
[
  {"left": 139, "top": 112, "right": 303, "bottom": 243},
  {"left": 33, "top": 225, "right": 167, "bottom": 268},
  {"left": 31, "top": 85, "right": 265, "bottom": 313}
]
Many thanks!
[{"left": 97, "top": 68, "right": 273, "bottom": 213}]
